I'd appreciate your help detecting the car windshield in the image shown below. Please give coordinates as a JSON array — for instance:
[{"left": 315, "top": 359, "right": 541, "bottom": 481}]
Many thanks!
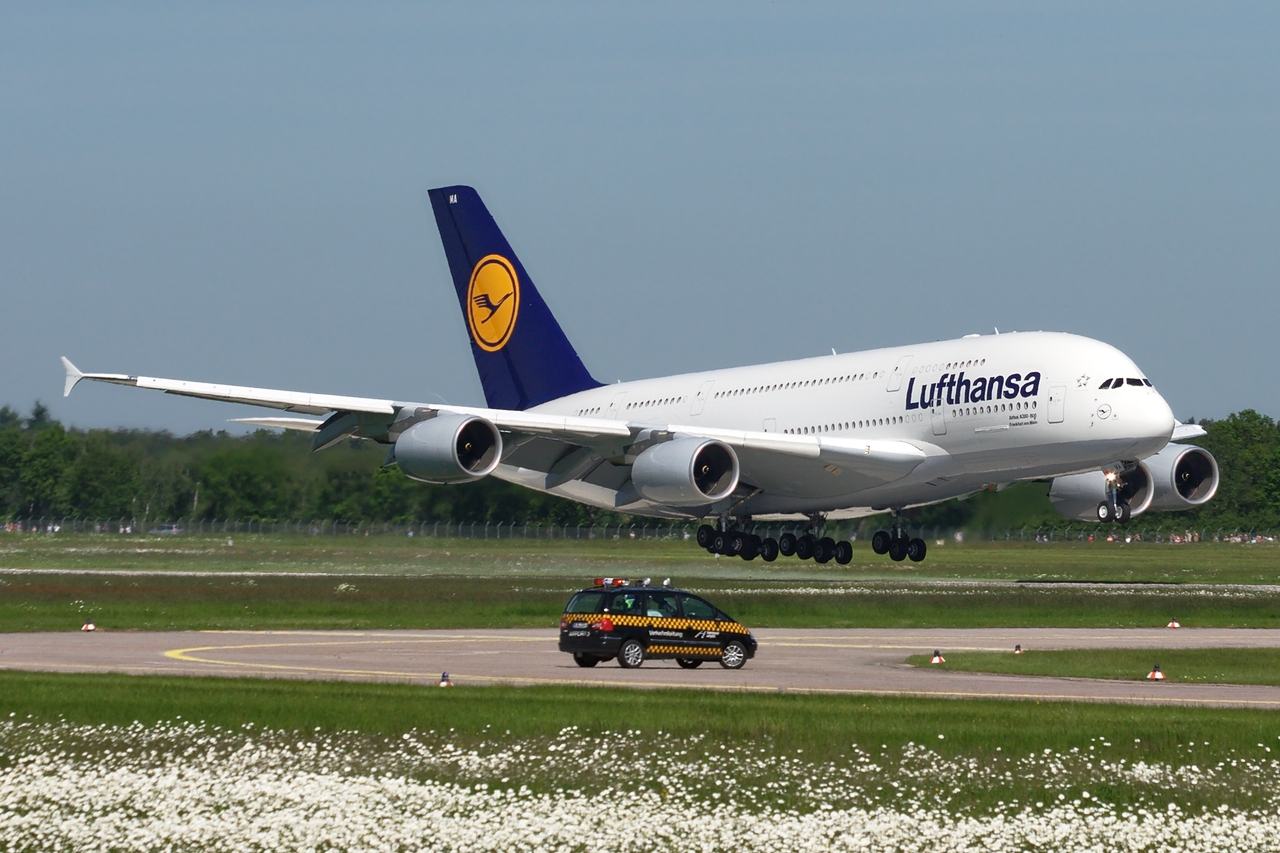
[
  {"left": 678, "top": 594, "right": 717, "bottom": 620},
  {"left": 564, "top": 591, "right": 606, "bottom": 614},
  {"left": 644, "top": 591, "right": 681, "bottom": 618},
  {"left": 607, "top": 591, "right": 643, "bottom": 615}
]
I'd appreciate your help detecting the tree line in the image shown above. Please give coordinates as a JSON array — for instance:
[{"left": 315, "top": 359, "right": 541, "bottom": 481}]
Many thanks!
[{"left": 0, "top": 403, "right": 1276, "bottom": 530}]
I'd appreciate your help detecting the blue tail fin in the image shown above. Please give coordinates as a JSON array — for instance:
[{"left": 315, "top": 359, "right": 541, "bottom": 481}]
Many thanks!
[{"left": 428, "top": 186, "right": 602, "bottom": 411}]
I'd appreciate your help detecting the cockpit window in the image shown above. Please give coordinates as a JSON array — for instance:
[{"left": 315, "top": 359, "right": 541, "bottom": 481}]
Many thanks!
[
  {"left": 1126, "top": 378, "right": 1143, "bottom": 387},
  {"left": 1099, "top": 378, "right": 1113, "bottom": 389},
  {"left": 1142, "top": 379, "right": 1152, "bottom": 387}
]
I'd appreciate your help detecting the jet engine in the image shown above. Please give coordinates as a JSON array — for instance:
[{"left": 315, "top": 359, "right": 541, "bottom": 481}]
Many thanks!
[
  {"left": 1048, "top": 443, "right": 1219, "bottom": 521},
  {"left": 1143, "top": 443, "right": 1219, "bottom": 511},
  {"left": 394, "top": 414, "right": 502, "bottom": 484},
  {"left": 1048, "top": 465, "right": 1154, "bottom": 522},
  {"left": 630, "top": 437, "right": 739, "bottom": 506}
]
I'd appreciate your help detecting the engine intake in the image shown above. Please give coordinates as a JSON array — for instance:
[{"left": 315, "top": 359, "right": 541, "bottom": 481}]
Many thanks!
[
  {"left": 394, "top": 414, "right": 502, "bottom": 484},
  {"left": 1145, "top": 444, "right": 1219, "bottom": 510},
  {"left": 631, "top": 437, "right": 739, "bottom": 506}
]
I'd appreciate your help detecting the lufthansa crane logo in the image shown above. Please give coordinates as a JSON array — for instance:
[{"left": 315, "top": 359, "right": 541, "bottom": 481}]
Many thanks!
[{"left": 466, "top": 254, "right": 520, "bottom": 352}]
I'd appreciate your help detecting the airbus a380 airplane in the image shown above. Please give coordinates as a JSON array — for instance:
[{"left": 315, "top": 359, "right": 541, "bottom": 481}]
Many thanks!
[{"left": 61, "top": 185, "right": 1219, "bottom": 564}]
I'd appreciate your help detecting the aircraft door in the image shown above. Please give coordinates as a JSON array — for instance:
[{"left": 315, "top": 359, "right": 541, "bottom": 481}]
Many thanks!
[
  {"left": 690, "top": 380, "right": 714, "bottom": 416},
  {"left": 606, "top": 392, "right": 627, "bottom": 420},
  {"left": 887, "top": 355, "right": 913, "bottom": 392},
  {"left": 1048, "top": 386, "right": 1066, "bottom": 424},
  {"left": 931, "top": 403, "right": 947, "bottom": 436}
]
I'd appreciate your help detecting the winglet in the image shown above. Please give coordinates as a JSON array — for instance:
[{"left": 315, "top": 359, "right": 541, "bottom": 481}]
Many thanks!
[{"left": 61, "top": 357, "right": 85, "bottom": 398}]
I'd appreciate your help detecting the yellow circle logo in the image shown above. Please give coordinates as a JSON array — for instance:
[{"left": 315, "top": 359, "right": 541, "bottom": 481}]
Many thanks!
[{"left": 466, "top": 254, "right": 520, "bottom": 352}]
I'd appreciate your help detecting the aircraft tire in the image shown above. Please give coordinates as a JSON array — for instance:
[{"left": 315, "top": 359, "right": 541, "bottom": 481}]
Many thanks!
[
  {"left": 834, "top": 540, "right": 853, "bottom": 565},
  {"left": 795, "top": 534, "right": 816, "bottom": 561},
  {"left": 712, "top": 532, "right": 730, "bottom": 555},
  {"left": 813, "top": 538, "right": 834, "bottom": 564},
  {"left": 871, "top": 530, "right": 891, "bottom": 555},
  {"left": 696, "top": 524, "right": 715, "bottom": 548},
  {"left": 888, "top": 538, "right": 909, "bottom": 562},
  {"left": 1096, "top": 501, "right": 1114, "bottom": 523},
  {"left": 778, "top": 532, "right": 798, "bottom": 557},
  {"left": 760, "top": 537, "right": 780, "bottom": 562},
  {"left": 729, "top": 531, "right": 748, "bottom": 556},
  {"left": 739, "top": 535, "right": 760, "bottom": 561},
  {"left": 1116, "top": 502, "right": 1132, "bottom": 523},
  {"left": 907, "top": 538, "right": 927, "bottom": 562}
]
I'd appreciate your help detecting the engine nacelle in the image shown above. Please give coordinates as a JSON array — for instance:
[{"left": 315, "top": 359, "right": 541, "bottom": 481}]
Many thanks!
[
  {"left": 1143, "top": 443, "right": 1219, "bottom": 511},
  {"left": 1048, "top": 465, "right": 1154, "bottom": 522},
  {"left": 631, "top": 437, "right": 739, "bottom": 507},
  {"left": 394, "top": 414, "right": 502, "bottom": 484}
]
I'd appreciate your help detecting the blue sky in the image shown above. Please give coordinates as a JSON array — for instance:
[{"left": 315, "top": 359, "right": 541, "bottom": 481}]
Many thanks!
[{"left": 2, "top": 3, "right": 1277, "bottom": 432}]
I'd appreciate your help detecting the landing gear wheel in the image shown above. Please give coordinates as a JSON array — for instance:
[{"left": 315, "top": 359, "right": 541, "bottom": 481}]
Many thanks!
[
  {"left": 907, "top": 538, "right": 927, "bottom": 562},
  {"left": 720, "top": 641, "right": 748, "bottom": 670},
  {"left": 1116, "top": 503, "right": 1132, "bottom": 523},
  {"left": 618, "top": 639, "right": 645, "bottom": 669},
  {"left": 814, "top": 537, "right": 836, "bottom": 564},
  {"left": 711, "top": 532, "right": 730, "bottom": 555},
  {"left": 888, "top": 538, "right": 909, "bottom": 562},
  {"left": 573, "top": 653, "right": 600, "bottom": 668},
  {"left": 778, "top": 532, "right": 798, "bottom": 557},
  {"left": 729, "top": 531, "right": 748, "bottom": 556},
  {"left": 1096, "top": 501, "right": 1114, "bottom": 523},
  {"left": 871, "top": 530, "right": 891, "bottom": 555},
  {"left": 795, "top": 534, "right": 816, "bottom": 561},
  {"left": 676, "top": 658, "right": 703, "bottom": 669},
  {"left": 696, "top": 524, "right": 715, "bottom": 548},
  {"left": 739, "top": 535, "right": 761, "bottom": 561},
  {"left": 760, "top": 538, "right": 780, "bottom": 562},
  {"left": 834, "top": 540, "right": 853, "bottom": 565}
]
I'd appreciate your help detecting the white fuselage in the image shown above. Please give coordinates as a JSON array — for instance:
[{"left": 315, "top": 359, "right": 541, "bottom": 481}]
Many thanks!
[{"left": 510, "top": 331, "right": 1175, "bottom": 519}]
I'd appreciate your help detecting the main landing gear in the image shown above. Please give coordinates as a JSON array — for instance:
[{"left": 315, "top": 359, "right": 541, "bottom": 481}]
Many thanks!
[
  {"left": 696, "top": 519, "right": 854, "bottom": 565},
  {"left": 869, "top": 515, "right": 927, "bottom": 563}
]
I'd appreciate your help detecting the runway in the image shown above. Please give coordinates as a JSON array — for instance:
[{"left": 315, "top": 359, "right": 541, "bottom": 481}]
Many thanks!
[{"left": 5, "top": 628, "right": 1280, "bottom": 707}]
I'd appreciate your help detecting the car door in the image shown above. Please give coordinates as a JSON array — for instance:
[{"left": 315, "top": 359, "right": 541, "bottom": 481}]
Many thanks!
[
  {"left": 641, "top": 590, "right": 688, "bottom": 655},
  {"left": 677, "top": 593, "right": 723, "bottom": 657}
]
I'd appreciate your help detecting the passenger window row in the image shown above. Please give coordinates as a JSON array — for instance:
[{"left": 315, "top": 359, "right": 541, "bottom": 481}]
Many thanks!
[{"left": 714, "top": 371, "right": 880, "bottom": 401}]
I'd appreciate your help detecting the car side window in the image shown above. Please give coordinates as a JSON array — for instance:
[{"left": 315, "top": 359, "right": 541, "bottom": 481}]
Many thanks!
[
  {"left": 607, "top": 592, "right": 643, "bottom": 615},
  {"left": 565, "top": 592, "right": 606, "bottom": 614},
  {"left": 679, "top": 594, "right": 716, "bottom": 620},
  {"left": 644, "top": 591, "right": 681, "bottom": 619}
]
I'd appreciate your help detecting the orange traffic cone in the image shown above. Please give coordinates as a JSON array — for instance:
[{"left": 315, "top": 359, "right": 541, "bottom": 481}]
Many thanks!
[
  {"left": 930, "top": 650, "right": 945, "bottom": 664},
  {"left": 80, "top": 620, "right": 95, "bottom": 632},
  {"left": 1014, "top": 644, "right": 1023, "bottom": 654},
  {"left": 1147, "top": 664, "right": 1165, "bottom": 680},
  {"left": 1167, "top": 619, "right": 1181, "bottom": 629},
  {"left": 438, "top": 671, "right": 453, "bottom": 687}
]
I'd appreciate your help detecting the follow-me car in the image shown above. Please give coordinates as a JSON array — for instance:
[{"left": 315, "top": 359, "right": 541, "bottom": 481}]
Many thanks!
[{"left": 62, "top": 185, "right": 1217, "bottom": 563}]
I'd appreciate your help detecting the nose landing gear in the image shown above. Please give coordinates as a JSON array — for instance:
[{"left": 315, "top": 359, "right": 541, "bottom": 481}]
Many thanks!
[{"left": 1096, "top": 469, "right": 1133, "bottom": 523}]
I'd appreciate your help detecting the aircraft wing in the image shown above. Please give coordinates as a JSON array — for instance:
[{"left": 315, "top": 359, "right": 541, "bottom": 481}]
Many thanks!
[{"left": 62, "top": 357, "right": 922, "bottom": 487}]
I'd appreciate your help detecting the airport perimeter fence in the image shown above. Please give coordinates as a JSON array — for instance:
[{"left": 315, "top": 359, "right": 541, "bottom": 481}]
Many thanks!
[{"left": 1, "top": 516, "right": 1274, "bottom": 545}]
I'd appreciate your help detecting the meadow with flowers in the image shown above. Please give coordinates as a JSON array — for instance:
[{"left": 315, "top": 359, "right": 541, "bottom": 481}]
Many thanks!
[{"left": 4, "top": 672, "right": 1280, "bottom": 851}]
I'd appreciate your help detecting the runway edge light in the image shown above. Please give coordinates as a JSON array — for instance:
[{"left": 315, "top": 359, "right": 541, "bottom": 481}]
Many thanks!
[
  {"left": 930, "top": 650, "right": 945, "bottom": 664},
  {"left": 1167, "top": 618, "right": 1181, "bottom": 629},
  {"left": 1147, "top": 664, "right": 1165, "bottom": 680}
]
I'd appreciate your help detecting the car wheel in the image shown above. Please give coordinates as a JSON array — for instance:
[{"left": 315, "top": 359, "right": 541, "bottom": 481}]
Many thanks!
[
  {"left": 573, "top": 653, "right": 600, "bottom": 668},
  {"left": 618, "top": 639, "right": 645, "bottom": 668},
  {"left": 676, "top": 658, "right": 703, "bottom": 669},
  {"left": 871, "top": 530, "right": 891, "bottom": 555},
  {"left": 760, "top": 537, "right": 780, "bottom": 562},
  {"left": 907, "top": 538, "right": 927, "bottom": 562},
  {"left": 778, "top": 532, "right": 797, "bottom": 557},
  {"left": 696, "top": 524, "right": 715, "bottom": 548},
  {"left": 834, "top": 540, "right": 853, "bottom": 564},
  {"left": 720, "top": 640, "right": 748, "bottom": 670},
  {"left": 888, "top": 537, "right": 908, "bottom": 562},
  {"left": 795, "top": 534, "right": 815, "bottom": 560}
]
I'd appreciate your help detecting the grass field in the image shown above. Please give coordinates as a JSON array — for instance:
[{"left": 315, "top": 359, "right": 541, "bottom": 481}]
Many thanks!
[
  {"left": 5, "top": 571, "right": 1280, "bottom": 631},
  {"left": 1, "top": 532, "right": 1277, "bottom": 584},
  {"left": 906, "top": 648, "right": 1280, "bottom": 686},
  {"left": 3, "top": 670, "right": 1280, "bottom": 816}
]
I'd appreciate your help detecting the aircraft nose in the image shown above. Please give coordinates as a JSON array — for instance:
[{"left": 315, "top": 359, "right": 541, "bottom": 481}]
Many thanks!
[{"left": 1140, "top": 392, "right": 1176, "bottom": 443}]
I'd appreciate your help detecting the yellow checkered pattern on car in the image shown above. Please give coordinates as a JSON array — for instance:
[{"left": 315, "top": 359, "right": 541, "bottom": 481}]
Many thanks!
[
  {"left": 646, "top": 644, "right": 722, "bottom": 657},
  {"left": 563, "top": 613, "right": 746, "bottom": 633}
]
